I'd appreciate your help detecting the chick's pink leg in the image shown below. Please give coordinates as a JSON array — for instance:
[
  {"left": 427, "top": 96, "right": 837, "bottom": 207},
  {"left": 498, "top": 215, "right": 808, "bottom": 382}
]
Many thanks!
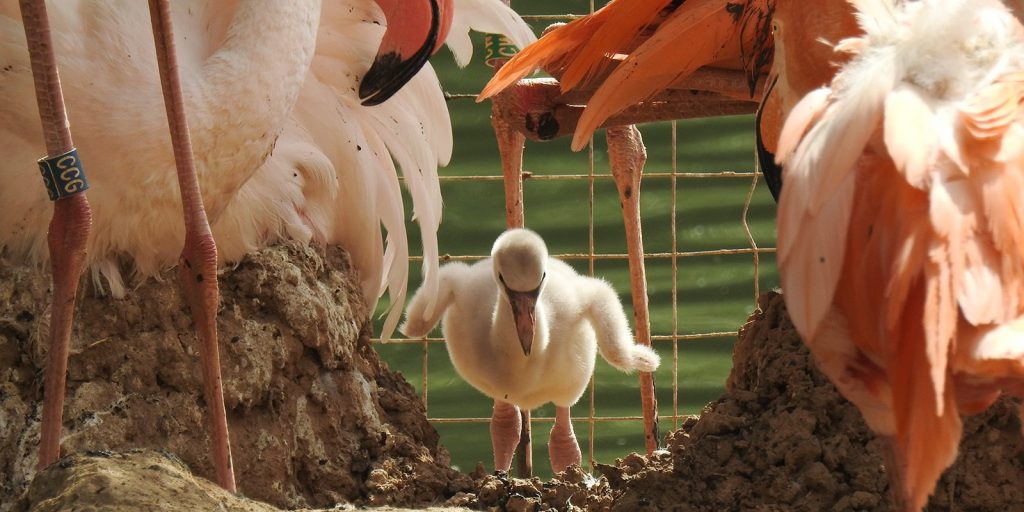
[
  {"left": 491, "top": 400, "right": 521, "bottom": 472},
  {"left": 548, "top": 406, "right": 581, "bottom": 473}
]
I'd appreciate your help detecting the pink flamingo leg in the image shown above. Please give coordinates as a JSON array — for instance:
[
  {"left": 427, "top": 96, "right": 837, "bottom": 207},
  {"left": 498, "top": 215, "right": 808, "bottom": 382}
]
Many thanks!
[
  {"left": 548, "top": 406, "right": 581, "bottom": 473},
  {"left": 607, "top": 125, "right": 660, "bottom": 454},
  {"left": 18, "top": 0, "right": 94, "bottom": 471},
  {"left": 491, "top": 400, "right": 522, "bottom": 472},
  {"left": 147, "top": 0, "right": 235, "bottom": 492}
]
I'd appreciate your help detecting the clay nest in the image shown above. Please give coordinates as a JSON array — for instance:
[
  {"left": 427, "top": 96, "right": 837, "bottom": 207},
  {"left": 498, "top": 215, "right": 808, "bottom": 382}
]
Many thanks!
[
  {"left": 0, "top": 242, "right": 473, "bottom": 510},
  {"left": 444, "top": 292, "right": 1024, "bottom": 511},
  {"left": 6, "top": 245, "right": 1024, "bottom": 511},
  {"left": 586, "top": 292, "right": 1024, "bottom": 511}
]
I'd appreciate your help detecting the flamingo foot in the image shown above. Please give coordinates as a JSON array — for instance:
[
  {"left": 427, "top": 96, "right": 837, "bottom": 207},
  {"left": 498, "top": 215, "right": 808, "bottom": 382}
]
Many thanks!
[
  {"left": 548, "top": 406, "right": 581, "bottom": 474},
  {"left": 491, "top": 400, "right": 521, "bottom": 472}
]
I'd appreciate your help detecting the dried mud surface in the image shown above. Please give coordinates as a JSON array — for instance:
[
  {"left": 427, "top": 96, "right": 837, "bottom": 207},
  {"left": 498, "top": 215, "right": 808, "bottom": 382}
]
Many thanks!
[
  {"left": 452, "top": 292, "right": 1024, "bottom": 511},
  {"left": 0, "top": 243, "right": 471, "bottom": 510},
  {"left": 5, "top": 249, "right": 1024, "bottom": 512},
  {"left": 587, "top": 291, "right": 1024, "bottom": 511},
  {"left": 13, "top": 449, "right": 470, "bottom": 512}
]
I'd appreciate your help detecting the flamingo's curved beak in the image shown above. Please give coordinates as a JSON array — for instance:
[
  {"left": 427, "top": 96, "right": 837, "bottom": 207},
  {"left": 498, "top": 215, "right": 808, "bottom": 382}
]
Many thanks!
[
  {"left": 756, "top": 74, "right": 783, "bottom": 202},
  {"left": 507, "top": 290, "right": 537, "bottom": 356},
  {"left": 503, "top": 275, "right": 543, "bottom": 356},
  {"left": 360, "top": 0, "right": 452, "bottom": 106}
]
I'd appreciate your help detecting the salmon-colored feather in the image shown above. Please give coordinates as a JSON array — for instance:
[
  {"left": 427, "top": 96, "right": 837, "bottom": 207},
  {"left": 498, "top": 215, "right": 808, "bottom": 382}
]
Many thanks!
[
  {"left": 775, "top": 87, "right": 828, "bottom": 163},
  {"left": 572, "top": 0, "right": 772, "bottom": 150},
  {"left": 777, "top": 0, "right": 1024, "bottom": 509},
  {"left": 557, "top": 0, "right": 674, "bottom": 91},
  {"left": 479, "top": 0, "right": 773, "bottom": 153},
  {"left": 477, "top": 0, "right": 672, "bottom": 100},
  {"left": 884, "top": 87, "right": 935, "bottom": 189}
]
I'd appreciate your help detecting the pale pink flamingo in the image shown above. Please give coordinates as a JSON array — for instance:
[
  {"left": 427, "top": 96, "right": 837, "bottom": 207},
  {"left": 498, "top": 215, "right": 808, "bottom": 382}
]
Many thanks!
[{"left": 2, "top": 0, "right": 533, "bottom": 491}]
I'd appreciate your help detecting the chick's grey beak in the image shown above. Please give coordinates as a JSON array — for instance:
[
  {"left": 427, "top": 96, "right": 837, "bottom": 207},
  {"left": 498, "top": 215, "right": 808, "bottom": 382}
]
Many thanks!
[{"left": 507, "top": 290, "right": 538, "bottom": 356}]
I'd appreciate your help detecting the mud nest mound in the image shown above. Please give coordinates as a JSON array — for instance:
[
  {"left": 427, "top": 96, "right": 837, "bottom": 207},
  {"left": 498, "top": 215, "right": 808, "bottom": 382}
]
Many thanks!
[
  {"left": 450, "top": 292, "right": 1024, "bottom": 511},
  {"left": 0, "top": 243, "right": 472, "bottom": 510},
  {"left": 6, "top": 250, "right": 1024, "bottom": 511}
]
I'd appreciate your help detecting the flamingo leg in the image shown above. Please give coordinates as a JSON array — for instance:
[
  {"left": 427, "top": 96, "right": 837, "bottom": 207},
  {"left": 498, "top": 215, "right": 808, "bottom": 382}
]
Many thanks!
[
  {"left": 515, "top": 409, "right": 532, "bottom": 477},
  {"left": 147, "top": 0, "right": 235, "bottom": 492},
  {"left": 606, "top": 125, "right": 659, "bottom": 454},
  {"left": 491, "top": 400, "right": 522, "bottom": 472},
  {"left": 18, "top": 0, "right": 94, "bottom": 471},
  {"left": 492, "top": 97, "right": 527, "bottom": 229},
  {"left": 548, "top": 406, "right": 581, "bottom": 473},
  {"left": 491, "top": 108, "right": 534, "bottom": 476},
  {"left": 488, "top": 30, "right": 532, "bottom": 476}
]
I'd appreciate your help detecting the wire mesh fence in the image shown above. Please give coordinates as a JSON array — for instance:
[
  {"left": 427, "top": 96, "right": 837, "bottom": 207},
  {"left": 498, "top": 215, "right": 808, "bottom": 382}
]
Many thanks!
[{"left": 372, "top": 2, "right": 779, "bottom": 478}]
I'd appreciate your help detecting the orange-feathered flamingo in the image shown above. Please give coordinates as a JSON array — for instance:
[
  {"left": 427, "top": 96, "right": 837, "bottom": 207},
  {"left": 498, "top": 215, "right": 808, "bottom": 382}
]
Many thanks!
[
  {"left": 776, "top": 0, "right": 1024, "bottom": 509},
  {"left": 755, "top": 0, "right": 858, "bottom": 199},
  {"left": 478, "top": 0, "right": 774, "bottom": 150}
]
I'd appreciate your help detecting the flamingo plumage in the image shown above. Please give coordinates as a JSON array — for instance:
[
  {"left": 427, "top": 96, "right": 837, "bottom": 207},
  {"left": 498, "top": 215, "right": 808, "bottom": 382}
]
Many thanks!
[
  {"left": 0, "top": 0, "right": 534, "bottom": 339},
  {"left": 776, "top": 0, "right": 1024, "bottom": 509},
  {"left": 477, "top": 0, "right": 773, "bottom": 151},
  {"left": 400, "top": 228, "right": 660, "bottom": 474},
  {"left": 1, "top": 0, "right": 533, "bottom": 489}
]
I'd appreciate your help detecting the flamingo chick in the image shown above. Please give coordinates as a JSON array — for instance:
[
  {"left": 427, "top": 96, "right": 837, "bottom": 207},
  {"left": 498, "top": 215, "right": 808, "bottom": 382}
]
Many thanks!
[{"left": 401, "top": 228, "right": 660, "bottom": 473}]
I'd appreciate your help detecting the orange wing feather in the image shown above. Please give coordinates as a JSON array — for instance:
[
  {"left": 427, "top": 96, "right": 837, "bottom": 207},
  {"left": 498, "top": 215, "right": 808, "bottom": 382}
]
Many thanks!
[
  {"left": 478, "top": 0, "right": 673, "bottom": 100},
  {"left": 572, "top": 0, "right": 773, "bottom": 150}
]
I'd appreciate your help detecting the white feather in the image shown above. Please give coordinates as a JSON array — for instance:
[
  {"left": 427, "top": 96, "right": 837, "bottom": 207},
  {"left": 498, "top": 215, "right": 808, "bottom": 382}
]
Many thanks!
[{"left": 446, "top": 0, "right": 537, "bottom": 68}]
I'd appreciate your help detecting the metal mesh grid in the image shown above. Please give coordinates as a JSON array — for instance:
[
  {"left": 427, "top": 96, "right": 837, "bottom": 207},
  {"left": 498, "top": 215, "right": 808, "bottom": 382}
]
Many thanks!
[{"left": 373, "top": 5, "right": 778, "bottom": 475}]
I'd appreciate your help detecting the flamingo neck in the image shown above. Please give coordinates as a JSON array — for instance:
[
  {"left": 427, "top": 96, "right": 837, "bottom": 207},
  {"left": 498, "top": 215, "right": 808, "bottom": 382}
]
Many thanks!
[{"left": 185, "top": 0, "right": 321, "bottom": 219}]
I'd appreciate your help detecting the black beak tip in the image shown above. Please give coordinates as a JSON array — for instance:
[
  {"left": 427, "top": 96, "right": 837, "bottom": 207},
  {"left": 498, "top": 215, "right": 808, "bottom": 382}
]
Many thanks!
[
  {"left": 358, "top": 60, "right": 397, "bottom": 106},
  {"left": 359, "top": 40, "right": 436, "bottom": 107},
  {"left": 755, "top": 76, "right": 783, "bottom": 203}
]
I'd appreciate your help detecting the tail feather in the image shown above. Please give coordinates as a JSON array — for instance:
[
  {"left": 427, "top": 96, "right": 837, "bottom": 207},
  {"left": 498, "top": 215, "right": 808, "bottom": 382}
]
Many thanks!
[
  {"left": 478, "top": 9, "right": 606, "bottom": 99},
  {"left": 557, "top": 0, "right": 675, "bottom": 91}
]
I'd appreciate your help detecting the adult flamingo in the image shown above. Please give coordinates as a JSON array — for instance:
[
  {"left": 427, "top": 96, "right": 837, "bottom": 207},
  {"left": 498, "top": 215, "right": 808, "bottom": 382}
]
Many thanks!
[
  {"left": 776, "top": 0, "right": 1024, "bottom": 509},
  {"left": 478, "top": 0, "right": 774, "bottom": 151},
  {"left": 1, "top": 0, "right": 533, "bottom": 491}
]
